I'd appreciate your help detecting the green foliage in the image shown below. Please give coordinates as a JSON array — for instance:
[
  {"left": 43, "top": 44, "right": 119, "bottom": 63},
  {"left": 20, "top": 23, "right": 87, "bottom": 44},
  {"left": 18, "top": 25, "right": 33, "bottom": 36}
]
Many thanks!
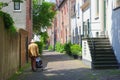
[
  {"left": 2, "top": 11, "right": 14, "bottom": 29},
  {"left": 35, "top": 41, "right": 43, "bottom": 55},
  {"left": 0, "top": 2, "right": 8, "bottom": 9},
  {"left": 8, "top": 25, "right": 17, "bottom": 34},
  {"left": 70, "top": 44, "right": 82, "bottom": 56},
  {"left": 48, "top": 45, "right": 53, "bottom": 51},
  {"left": 40, "top": 31, "right": 49, "bottom": 44},
  {"left": 55, "top": 42, "right": 64, "bottom": 53},
  {"left": 0, "top": 11, "right": 17, "bottom": 34},
  {"left": 39, "top": 31, "right": 49, "bottom": 49},
  {"left": 12, "top": 0, "right": 23, "bottom": 2},
  {"left": 55, "top": 42, "right": 61, "bottom": 52},
  {"left": 33, "top": 1, "right": 56, "bottom": 34},
  {"left": 64, "top": 42, "right": 72, "bottom": 55},
  {"left": 59, "top": 44, "right": 65, "bottom": 53},
  {"left": 0, "top": 0, "right": 23, "bottom": 9}
]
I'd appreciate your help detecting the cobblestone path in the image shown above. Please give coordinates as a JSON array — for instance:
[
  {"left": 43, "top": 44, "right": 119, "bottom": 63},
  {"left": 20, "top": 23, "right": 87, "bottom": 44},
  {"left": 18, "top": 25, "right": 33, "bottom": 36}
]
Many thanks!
[{"left": 16, "top": 50, "right": 120, "bottom": 80}]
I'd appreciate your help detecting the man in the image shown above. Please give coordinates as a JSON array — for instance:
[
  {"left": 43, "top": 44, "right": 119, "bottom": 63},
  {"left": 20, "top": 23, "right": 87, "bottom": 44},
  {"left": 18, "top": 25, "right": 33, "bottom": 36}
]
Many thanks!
[{"left": 28, "top": 39, "right": 39, "bottom": 71}]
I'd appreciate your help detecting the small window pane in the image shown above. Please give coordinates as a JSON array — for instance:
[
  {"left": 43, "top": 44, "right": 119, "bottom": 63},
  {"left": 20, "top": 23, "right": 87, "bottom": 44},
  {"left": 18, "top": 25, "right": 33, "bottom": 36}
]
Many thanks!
[{"left": 14, "top": 2, "right": 20, "bottom": 10}]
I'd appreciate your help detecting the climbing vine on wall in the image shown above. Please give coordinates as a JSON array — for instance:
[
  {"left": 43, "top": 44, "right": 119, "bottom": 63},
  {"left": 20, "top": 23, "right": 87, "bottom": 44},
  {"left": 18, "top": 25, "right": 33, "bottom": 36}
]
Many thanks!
[{"left": 0, "top": 11, "right": 16, "bottom": 33}]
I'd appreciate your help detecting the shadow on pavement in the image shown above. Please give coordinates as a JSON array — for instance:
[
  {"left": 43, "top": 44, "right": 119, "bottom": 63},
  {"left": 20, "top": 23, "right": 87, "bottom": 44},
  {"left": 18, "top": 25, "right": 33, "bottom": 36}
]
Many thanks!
[
  {"left": 16, "top": 50, "right": 120, "bottom": 80},
  {"left": 19, "top": 67, "right": 120, "bottom": 80}
]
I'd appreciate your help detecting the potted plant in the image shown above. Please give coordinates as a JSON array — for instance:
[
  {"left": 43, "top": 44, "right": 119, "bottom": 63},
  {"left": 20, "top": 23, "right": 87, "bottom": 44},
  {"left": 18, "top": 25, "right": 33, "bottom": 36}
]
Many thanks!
[{"left": 71, "top": 44, "right": 82, "bottom": 59}]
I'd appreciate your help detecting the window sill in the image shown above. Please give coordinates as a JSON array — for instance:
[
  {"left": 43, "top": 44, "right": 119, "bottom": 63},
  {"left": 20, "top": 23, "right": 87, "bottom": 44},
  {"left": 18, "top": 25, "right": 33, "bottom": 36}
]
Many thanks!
[{"left": 13, "top": 10, "right": 22, "bottom": 13}]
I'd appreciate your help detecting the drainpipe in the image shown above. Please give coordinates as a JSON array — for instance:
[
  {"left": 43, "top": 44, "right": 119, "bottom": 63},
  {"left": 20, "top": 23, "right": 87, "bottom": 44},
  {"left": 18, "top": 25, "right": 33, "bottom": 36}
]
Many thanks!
[
  {"left": 90, "top": 0, "right": 91, "bottom": 37},
  {"left": 104, "top": 0, "right": 106, "bottom": 36},
  {"left": 68, "top": 0, "right": 71, "bottom": 42}
]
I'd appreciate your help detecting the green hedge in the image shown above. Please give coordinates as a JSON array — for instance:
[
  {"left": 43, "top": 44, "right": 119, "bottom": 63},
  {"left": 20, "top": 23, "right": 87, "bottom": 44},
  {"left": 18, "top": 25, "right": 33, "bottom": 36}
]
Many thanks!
[
  {"left": 35, "top": 41, "right": 43, "bottom": 55},
  {"left": 54, "top": 42, "right": 82, "bottom": 57}
]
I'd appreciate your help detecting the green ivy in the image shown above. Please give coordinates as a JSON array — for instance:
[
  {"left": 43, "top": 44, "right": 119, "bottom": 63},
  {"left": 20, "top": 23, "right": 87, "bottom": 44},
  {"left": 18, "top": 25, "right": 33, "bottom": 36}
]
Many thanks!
[
  {"left": 0, "top": 2, "right": 8, "bottom": 9},
  {"left": 8, "top": 25, "right": 17, "bottom": 33},
  {"left": 0, "top": 1, "right": 23, "bottom": 9},
  {"left": 12, "top": 0, "right": 23, "bottom": 2},
  {"left": 35, "top": 41, "right": 43, "bottom": 55},
  {"left": 2, "top": 11, "right": 14, "bottom": 29},
  {"left": 0, "top": 11, "right": 17, "bottom": 34}
]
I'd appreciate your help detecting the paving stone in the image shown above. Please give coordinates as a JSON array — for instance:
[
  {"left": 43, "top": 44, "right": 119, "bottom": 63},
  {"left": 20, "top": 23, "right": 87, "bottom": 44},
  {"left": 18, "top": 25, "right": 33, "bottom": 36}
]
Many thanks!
[{"left": 16, "top": 50, "right": 120, "bottom": 80}]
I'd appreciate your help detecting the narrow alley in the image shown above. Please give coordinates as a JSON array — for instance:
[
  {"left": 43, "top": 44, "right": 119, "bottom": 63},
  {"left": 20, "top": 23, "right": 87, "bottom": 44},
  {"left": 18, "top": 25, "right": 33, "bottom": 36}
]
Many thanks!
[
  {"left": 1, "top": 0, "right": 120, "bottom": 80},
  {"left": 16, "top": 50, "right": 120, "bottom": 80}
]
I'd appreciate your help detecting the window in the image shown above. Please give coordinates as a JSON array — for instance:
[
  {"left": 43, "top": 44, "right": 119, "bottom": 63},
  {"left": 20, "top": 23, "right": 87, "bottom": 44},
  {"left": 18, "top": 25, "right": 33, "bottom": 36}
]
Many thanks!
[
  {"left": 97, "top": 0, "right": 99, "bottom": 15},
  {"left": 113, "top": 0, "right": 120, "bottom": 10},
  {"left": 14, "top": 2, "right": 20, "bottom": 10},
  {"left": 78, "top": 3, "right": 80, "bottom": 17},
  {"left": 74, "top": 4, "right": 75, "bottom": 12},
  {"left": 95, "top": 0, "right": 99, "bottom": 18}
]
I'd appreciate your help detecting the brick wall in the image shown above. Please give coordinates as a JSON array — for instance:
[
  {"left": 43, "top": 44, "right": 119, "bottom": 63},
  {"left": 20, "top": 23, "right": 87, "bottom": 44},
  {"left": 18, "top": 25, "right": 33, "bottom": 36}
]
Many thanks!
[{"left": 58, "top": 0, "right": 70, "bottom": 44}]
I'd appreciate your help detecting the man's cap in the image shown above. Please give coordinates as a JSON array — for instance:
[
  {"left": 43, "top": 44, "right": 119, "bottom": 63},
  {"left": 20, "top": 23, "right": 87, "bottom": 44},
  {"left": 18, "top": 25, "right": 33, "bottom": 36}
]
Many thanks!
[{"left": 31, "top": 39, "right": 35, "bottom": 42}]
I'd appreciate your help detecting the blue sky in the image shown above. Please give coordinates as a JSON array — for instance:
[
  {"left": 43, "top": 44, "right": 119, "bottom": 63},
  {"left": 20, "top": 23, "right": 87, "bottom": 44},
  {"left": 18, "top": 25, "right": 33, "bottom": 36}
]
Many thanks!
[{"left": 45, "top": 0, "right": 55, "bottom": 2}]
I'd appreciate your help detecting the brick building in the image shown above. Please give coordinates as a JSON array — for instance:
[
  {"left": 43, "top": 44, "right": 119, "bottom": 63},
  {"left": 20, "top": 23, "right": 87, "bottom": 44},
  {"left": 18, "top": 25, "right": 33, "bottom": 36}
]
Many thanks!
[
  {"left": 48, "top": 0, "right": 71, "bottom": 47},
  {"left": 57, "top": 0, "right": 71, "bottom": 44}
]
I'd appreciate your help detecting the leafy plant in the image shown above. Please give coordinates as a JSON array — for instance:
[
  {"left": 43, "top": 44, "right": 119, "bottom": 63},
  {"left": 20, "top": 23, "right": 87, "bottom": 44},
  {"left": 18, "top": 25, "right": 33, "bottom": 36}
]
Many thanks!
[
  {"left": 33, "top": 1, "right": 56, "bottom": 34},
  {"left": 59, "top": 44, "right": 64, "bottom": 53},
  {"left": 55, "top": 42, "right": 64, "bottom": 53},
  {"left": 70, "top": 44, "right": 82, "bottom": 56},
  {"left": 0, "top": 2, "right": 8, "bottom": 9},
  {"left": 40, "top": 31, "right": 49, "bottom": 44},
  {"left": 0, "top": 11, "right": 17, "bottom": 34},
  {"left": 8, "top": 25, "right": 17, "bottom": 33},
  {"left": 48, "top": 45, "right": 53, "bottom": 51},
  {"left": 55, "top": 42, "right": 61, "bottom": 52},
  {"left": 39, "top": 31, "right": 49, "bottom": 49},
  {"left": 35, "top": 41, "right": 43, "bottom": 55},
  {"left": 64, "top": 42, "right": 72, "bottom": 55}
]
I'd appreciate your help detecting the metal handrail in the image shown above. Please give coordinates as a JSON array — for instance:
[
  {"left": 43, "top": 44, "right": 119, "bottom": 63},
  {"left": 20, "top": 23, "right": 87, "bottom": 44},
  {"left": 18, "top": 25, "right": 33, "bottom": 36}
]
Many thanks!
[{"left": 88, "top": 22, "right": 95, "bottom": 55}]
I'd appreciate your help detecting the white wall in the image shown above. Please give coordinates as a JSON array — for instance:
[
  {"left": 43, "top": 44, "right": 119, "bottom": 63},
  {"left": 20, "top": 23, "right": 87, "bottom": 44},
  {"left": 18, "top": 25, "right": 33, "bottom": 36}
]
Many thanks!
[
  {"left": 90, "top": 0, "right": 101, "bottom": 37},
  {"left": 83, "top": 8, "right": 90, "bottom": 22},
  {"left": 76, "top": 0, "right": 81, "bottom": 35},
  {"left": 82, "top": 40, "right": 92, "bottom": 62},
  {"left": 71, "top": 16, "right": 76, "bottom": 43},
  {"left": 2, "top": 0, "right": 26, "bottom": 29}
]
